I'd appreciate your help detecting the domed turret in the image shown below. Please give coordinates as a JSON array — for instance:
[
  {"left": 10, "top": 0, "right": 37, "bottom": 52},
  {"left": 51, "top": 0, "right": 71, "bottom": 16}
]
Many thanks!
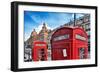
[
  {"left": 31, "top": 29, "right": 37, "bottom": 37},
  {"left": 38, "top": 22, "right": 49, "bottom": 42}
]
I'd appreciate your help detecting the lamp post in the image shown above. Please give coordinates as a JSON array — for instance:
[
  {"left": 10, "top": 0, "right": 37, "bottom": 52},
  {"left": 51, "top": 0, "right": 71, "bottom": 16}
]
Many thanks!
[{"left": 74, "top": 13, "right": 76, "bottom": 26}]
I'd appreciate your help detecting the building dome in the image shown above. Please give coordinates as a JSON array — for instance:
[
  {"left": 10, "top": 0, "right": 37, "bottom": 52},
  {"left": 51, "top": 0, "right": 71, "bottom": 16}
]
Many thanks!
[
  {"left": 38, "top": 22, "right": 49, "bottom": 42},
  {"left": 31, "top": 29, "right": 37, "bottom": 37}
]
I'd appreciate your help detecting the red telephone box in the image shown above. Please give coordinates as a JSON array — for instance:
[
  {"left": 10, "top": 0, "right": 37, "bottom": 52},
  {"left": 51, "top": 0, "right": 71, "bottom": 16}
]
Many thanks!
[
  {"left": 51, "top": 27, "right": 88, "bottom": 60},
  {"left": 32, "top": 41, "right": 47, "bottom": 61}
]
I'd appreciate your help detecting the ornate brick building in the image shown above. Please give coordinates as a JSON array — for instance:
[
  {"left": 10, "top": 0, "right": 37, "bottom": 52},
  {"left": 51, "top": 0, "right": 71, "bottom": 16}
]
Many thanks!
[
  {"left": 25, "top": 22, "right": 49, "bottom": 47},
  {"left": 26, "top": 29, "right": 38, "bottom": 47}
]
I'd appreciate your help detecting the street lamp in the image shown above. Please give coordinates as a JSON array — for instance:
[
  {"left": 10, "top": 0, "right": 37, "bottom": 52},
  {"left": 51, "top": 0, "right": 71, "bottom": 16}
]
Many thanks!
[{"left": 74, "top": 13, "right": 76, "bottom": 26}]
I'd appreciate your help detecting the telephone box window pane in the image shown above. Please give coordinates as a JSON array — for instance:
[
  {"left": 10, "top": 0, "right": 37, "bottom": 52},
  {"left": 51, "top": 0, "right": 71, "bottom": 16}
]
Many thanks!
[
  {"left": 63, "top": 49, "right": 67, "bottom": 57},
  {"left": 38, "top": 49, "right": 45, "bottom": 61},
  {"left": 54, "top": 34, "right": 69, "bottom": 41},
  {"left": 76, "top": 34, "right": 86, "bottom": 41},
  {"left": 79, "top": 48, "right": 85, "bottom": 59}
]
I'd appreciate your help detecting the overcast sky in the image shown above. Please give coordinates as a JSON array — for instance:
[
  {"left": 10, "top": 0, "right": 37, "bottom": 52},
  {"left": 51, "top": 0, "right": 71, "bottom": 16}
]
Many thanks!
[{"left": 24, "top": 11, "right": 86, "bottom": 41}]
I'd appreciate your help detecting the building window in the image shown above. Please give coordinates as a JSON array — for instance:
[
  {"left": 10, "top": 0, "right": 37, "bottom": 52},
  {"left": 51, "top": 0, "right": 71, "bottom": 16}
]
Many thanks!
[
  {"left": 86, "top": 31, "right": 90, "bottom": 35},
  {"left": 85, "top": 24, "right": 90, "bottom": 30}
]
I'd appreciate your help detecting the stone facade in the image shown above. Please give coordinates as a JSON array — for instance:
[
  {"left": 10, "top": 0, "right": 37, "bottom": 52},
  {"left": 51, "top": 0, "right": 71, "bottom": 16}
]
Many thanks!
[{"left": 25, "top": 22, "right": 49, "bottom": 47}]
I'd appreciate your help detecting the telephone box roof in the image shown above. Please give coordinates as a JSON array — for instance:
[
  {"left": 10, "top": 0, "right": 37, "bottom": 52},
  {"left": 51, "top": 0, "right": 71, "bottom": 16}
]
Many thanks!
[{"left": 51, "top": 26, "right": 88, "bottom": 38}]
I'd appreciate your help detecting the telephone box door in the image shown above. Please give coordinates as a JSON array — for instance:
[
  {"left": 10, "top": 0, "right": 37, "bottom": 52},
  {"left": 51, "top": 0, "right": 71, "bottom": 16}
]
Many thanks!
[
  {"left": 38, "top": 49, "right": 47, "bottom": 61},
  {"left": 52, "top": 47, "right": 70, "bottom": 60}
]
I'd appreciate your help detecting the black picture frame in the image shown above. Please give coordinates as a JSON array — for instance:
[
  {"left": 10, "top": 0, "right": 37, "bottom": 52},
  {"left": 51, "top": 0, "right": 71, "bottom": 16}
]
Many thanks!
[{"left": 11, "top": 1, "right": 98, "bottom": 72}]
